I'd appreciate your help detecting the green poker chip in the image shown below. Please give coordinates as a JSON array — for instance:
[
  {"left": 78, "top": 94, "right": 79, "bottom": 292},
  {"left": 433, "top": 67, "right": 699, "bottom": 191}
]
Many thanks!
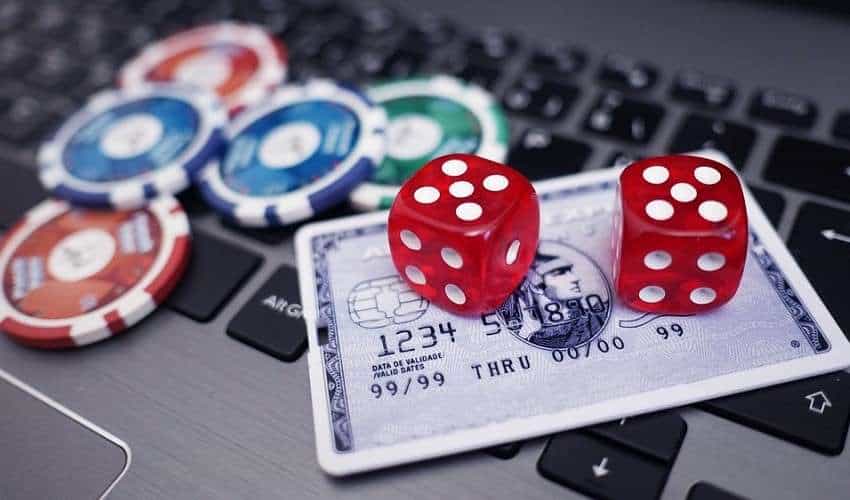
[{"left": 349, "top": 74, "right": 508, "bottom": 210}]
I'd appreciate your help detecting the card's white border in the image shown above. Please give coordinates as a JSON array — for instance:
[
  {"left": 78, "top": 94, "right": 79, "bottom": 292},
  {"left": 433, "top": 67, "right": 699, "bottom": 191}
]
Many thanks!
[
  {"left": 0, "top": 368, "right": 132, "bottom": 498},
  {"left": 295, "top": 154, "right": 850, "bottom": 476}
]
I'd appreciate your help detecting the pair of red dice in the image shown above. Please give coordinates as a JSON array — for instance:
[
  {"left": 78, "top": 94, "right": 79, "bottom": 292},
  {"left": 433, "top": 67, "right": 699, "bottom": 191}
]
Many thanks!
[{"left": 388, "top": 153, "right": 746, "bottom": 316}]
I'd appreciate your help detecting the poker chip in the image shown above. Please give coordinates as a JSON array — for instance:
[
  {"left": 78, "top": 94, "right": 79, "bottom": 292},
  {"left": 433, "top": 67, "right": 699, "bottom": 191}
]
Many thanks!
[
  {"left": 119, "top": 22, "right": 288, "bottom": 113},
  {"left": 0, "top": 196, "right": 190, "bottom": 349},
  {"left": 348, "top": 75, "right": 508, "bottom": 211},
  {"left": 38, "top": 84, "right": 227, "bottom": 210},
  {"left": 197, "top": 79, "right": 387, "bottom": 227}
]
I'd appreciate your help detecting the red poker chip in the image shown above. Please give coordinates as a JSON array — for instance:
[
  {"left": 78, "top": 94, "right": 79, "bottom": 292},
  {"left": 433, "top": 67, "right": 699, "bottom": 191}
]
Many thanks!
[
  {"left": 119, "top": 22, "right": 288, "bottom": 114},
  {"left": 0, "top": 196, "right": 190, "bottom": 349}
]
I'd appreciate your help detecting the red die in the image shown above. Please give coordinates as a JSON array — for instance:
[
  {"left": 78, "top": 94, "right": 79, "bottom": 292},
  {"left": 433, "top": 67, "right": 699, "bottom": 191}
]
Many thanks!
[
  {"left": 613, "top": 155, "right": 748, "bottom": 314},
  {"left": 388, "top": 154, "right": 540, "bottom": 315}
]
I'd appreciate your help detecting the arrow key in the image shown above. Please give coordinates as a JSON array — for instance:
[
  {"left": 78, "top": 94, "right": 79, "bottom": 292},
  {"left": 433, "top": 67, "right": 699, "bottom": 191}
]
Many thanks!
[
  {"left": 588, "top": 411, "right": 687, "bottom": 463},
  {"left": 538, "top": 433, "right": 669, "bottom": 500},
  {"left": 788, "top": 202, "right": 850, "bottom": 335},
  {"left": 702, "top": 372, "right": 850, "bottom": 455}
]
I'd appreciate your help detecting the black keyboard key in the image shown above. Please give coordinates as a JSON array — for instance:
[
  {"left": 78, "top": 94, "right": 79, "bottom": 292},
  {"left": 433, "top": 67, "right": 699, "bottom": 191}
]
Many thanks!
[
  {"left": 528, "top": 45, "right": 586, "bottom": 78},
  {"left": 502, "top": 73, "right": 579, "bottom": 121},
  {"left": 352, "top": 47, "right": 388, "bottom": 80},
  {"left": 671, "top": 70, "right": 735, "bottom": 109},
  {"left": 702, "top": 372, "right": 850, "bottom": 455},
  {"left": 508, "top": 129, "right": 592, "bottom": 181},
  {"left": 688, "top": 482, "right": 748, "bottom": 500},
  {"left": 73, "top": 59, "right": 117, "bottom": 100},
  {"left": 233, "top": 2, "right": 301, "bottom": 37},
  {"left": 466, "top": 28, "right": 517, "bottom": 66},
  {"left": 669, "top": 114, "right": 756, "bottom": 167},
  {"left": 356, "top": 5, "right": 399, "bottom": 37},
  {"left": 598, "top": 54, "right": 658, "bottom": 91},
  {"left": 26, "top": 48, "right": 87, "bottom": 91},
  {"left": 763, "top": 136, "right": 850, "bottom": 203},
  {"left": 538, "top": 433, "right": 669, "bottom": 500},
  {"left": 788, "top": 202, "right": 850, "bottom": 334},
  {"left": 583, "top": 91, "right": 665, "bottom": 145},
  {"left": 175, "top": 186, "right": 211, "bottom": 216},
  {"left": 380, "top": 49, "right": 426, "bottom": 79},
  {"left": 486, "top": 441, "right": 522, "bottom": 459},
  {"left": 167, "top": 231, "right": 262, "bottom": 322},
  {"left": 31, "top": 3, "right": 71, "bottom": 36},
  {"left": 832, "top": 111, "right": 850, "bottom": 142},
  {"left": 606, "top": 150, "right": 641, "bottom": 168},
  {"left": 0, "top": 2, "right": 26, "bottom": 33},
  {"left": 0, "top": 36, "right": 31, "bottom": 76},
  {"left": 227, "top": 265, "right": 307, "bottom": 362},
  {"left": 748, "top": 186, "right": 784, "bottom": 227},
  {"left": 749, "top": 89, "right": 817, "bottom": 129},
  {"left": 0, "top": 163, "right": 45, "bottom": 228},
  {"left": 0, "top": 94, "right": 57, "bottom": 145},
  {"left": 453, "top": 61, "right": 500, "bottom": 90},
  {"left": 402, "top": 13, "right": 455, "bottom": 51},
  {"left": 588, "top": 412, "right": 686, "bottom": 463},
  {"left": 318, "top": 38, "right": 353, "bottom": 68}
]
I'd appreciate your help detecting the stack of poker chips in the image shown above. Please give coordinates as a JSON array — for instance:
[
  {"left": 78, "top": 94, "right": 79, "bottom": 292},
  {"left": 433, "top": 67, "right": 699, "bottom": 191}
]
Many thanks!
[{"left": 0, "top": 21, "right": 509, "bottom": 350}]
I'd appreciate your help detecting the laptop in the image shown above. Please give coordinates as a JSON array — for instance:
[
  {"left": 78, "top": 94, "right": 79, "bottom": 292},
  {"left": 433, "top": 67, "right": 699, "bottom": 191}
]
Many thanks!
[{"left": 0, "top": 0, "right": 848, "bottom": 498}]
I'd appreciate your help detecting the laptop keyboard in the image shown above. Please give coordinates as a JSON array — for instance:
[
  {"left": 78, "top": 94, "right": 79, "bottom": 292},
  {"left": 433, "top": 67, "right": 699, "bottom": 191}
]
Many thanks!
[{"left": 1, "top": 0, "right": 849, "bottom": 497}]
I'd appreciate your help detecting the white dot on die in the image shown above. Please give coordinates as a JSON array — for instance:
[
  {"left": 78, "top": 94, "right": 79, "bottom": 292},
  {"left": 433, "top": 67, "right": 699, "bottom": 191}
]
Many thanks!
[
  {"left": 644, "top": 250, "right": 672, "bottom": 270},
  {"left": 697, "top": 252, "right": 726, "bottom": 272},
  {"left": 442, "top": 159, "right": 468, "bottom": 176},
  {"left": 456, "top": 202, "right": 483, "bottom": 221},
  {"left": 642, "top": 165, "right": 669, "bottom": 184},
  {"left": 699, "top": 200, "right": 728, "bottom": 222},
  {"left": 505, "top": 240, "right": 521, "bottom": 265},
  {"left": 483, "top": 174, "right": 509, "bottom": 192},
  {"left": 670, "top": 182, "right": 697, "bottom": 203},
  {"left": 445, "top": 284, "right": 466, "bottom": 304},
  {"left": 405, "top": 265, "right": 426, "bottom": 285},
  {"left": 645, "top": 200, "right": 674, "bottom": 221},
  {"left": 400, "top": 229, "right": 421, "bottom": 250},
  {"left": 441, "top": 247, "right": 463, "bottom": 269},
  {"left": 690, "top": 287, "right": 717, "bottom": 305},
  {"left": 639, "top": 286, "right": 666, "bottom": 303},
  {"left": 448, "top": 181, "right": 474, "bottom": 198},
  {"left": 694, "top": 166, "right": 721, "bottom": 185},
  {"left": 414, "top": 186, "right": 440, "bottom": 204}
]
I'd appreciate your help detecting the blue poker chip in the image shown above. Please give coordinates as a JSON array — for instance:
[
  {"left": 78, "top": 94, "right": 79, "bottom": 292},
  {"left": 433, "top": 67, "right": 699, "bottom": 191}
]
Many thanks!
[
  {"left": 197, "top": 79, "right": 387, "bottom": 227},
  {"left": 38, "top": 84, "right": 227, "bottom": 210}
]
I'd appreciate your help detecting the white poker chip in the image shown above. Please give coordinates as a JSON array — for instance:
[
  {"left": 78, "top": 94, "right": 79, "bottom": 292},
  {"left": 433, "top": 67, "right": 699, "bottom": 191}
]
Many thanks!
[
  {"left": 198, "top": 79, "right": 387, "bottom": 227},
  {"left": 37, "top": 84, "right": 227, "bottom": 210}
]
